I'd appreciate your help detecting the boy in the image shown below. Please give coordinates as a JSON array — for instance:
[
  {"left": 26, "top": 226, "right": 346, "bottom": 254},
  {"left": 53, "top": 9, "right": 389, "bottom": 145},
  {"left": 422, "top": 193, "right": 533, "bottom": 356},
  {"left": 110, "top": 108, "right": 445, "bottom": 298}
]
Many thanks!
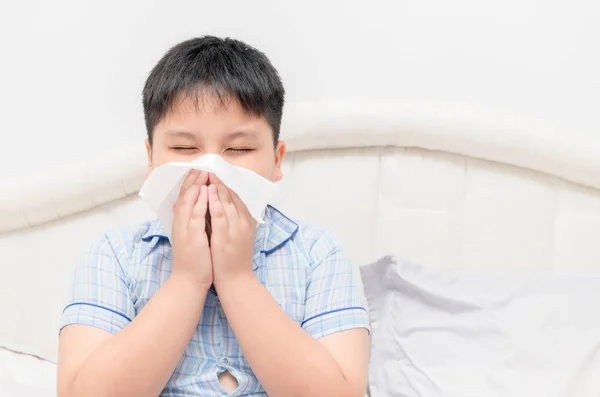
[{"left": 58, "top": 36, "right": 370, "bottom": 397}]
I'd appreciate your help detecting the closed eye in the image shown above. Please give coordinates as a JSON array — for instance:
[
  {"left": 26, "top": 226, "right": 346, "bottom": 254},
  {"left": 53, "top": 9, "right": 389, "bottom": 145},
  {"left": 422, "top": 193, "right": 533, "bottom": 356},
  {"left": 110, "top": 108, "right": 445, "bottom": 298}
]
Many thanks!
[
  {"left": 227, "top": 148, "right": 254, "bottom": 154},
  {"left": 172, "top": 147, "right": 198, "bottom": 152}
]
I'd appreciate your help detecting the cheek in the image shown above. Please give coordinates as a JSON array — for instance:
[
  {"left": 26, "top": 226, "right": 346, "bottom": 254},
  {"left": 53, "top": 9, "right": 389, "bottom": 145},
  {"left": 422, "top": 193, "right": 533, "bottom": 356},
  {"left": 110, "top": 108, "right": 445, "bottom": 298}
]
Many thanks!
[
  {"left": 226, "top": 154, "right": 276, "bottom": 180},
  {"left": 272, "top": 166, "right": 283, "bottom": 182},
  {"left": 254, "top": 161, "right": 279, "bottom": 182},
  {"left": 151, "top": 148, "right": 188, "bottom": 167}
]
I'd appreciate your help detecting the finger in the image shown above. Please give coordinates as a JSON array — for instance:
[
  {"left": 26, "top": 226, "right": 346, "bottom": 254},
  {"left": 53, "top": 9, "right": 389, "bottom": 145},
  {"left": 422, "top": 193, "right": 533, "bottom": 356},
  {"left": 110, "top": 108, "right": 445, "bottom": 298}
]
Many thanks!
[
  {"left": 217, "top": 184, "right": 239, "bottom": 223},
  {"left": 208, "top": 172, "right": 222, "bottom": 185},
  {"left": 190, "top": 184, "right": 209, "bottom": 234},
  {"left": 174, "top": 182, "right": 201, "bottom": 231},
  {"left": 229, "top": 189, "right": 253, "bottom": 223},
  {"left": 208, "top": 184, "right": 227, "bottom": 228},
  {"left": 197, "top": 170, "right": 209, "bottom": 186},
  {"left": 173, "top": 171, "right": 204, "bottom": 221},
  {"left": 180, "top": 170, "right": 201, "bottom": 196}
]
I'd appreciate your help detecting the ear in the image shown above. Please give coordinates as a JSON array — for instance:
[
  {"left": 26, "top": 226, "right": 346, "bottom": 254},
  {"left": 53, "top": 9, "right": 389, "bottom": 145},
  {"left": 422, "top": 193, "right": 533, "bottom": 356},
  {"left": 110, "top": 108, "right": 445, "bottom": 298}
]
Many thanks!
[
  {"left": 273, "top": 140, "right": 286, "bottom": 182},
  {"left": 144, "top": 139, "right": 153, "bottom": 179}
]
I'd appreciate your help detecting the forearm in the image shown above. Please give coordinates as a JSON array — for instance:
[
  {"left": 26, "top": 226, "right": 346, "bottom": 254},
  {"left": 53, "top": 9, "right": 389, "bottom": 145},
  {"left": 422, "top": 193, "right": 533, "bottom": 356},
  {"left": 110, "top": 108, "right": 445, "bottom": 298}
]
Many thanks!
[
  {"left": 69, "top": 276, "right": 207, "bottom": 397},
  {"left": 216, "top": 275, "right": 355, "bottom": 397}
]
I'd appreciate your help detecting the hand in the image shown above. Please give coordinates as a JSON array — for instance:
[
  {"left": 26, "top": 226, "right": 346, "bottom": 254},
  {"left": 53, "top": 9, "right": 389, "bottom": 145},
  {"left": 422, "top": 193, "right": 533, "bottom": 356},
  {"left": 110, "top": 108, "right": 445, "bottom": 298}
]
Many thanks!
[
  {"left": 170, "top": 170, "right": 213, "bottom": 290},
  {"left": 207, "top": 173, "right": 257, "bottom": 287}
]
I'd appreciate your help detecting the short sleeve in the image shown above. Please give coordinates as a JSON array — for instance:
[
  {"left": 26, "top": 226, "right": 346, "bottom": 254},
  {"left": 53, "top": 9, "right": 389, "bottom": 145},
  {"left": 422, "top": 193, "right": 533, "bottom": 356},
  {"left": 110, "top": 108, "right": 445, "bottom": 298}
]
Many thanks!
[
  {"left": 61, "top": 234, "right": 135, "bottom": 335},
  {"left": 301, "top": 234, "right": 371, "bottom": 339}
]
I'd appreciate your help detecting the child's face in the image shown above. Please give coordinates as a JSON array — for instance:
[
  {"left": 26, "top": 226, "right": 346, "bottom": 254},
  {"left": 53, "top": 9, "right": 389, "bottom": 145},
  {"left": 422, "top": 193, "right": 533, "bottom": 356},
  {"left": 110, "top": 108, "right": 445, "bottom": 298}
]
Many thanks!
[{"left": 145, "top": 94, "right": 285, "bottom": 182}]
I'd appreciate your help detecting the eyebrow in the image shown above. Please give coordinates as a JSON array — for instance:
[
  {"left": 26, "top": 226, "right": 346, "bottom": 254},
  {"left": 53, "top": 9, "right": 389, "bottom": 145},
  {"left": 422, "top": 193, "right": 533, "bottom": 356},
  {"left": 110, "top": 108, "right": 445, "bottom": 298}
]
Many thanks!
[
  {"left": 227, "top": 130, "right": 257, "bottom": 140},
  {"left": 163, "top": 130, "right": 258, "bottom": 140},
  {"left": 164, "top": 131, "right": 196, "bottom": 139}
]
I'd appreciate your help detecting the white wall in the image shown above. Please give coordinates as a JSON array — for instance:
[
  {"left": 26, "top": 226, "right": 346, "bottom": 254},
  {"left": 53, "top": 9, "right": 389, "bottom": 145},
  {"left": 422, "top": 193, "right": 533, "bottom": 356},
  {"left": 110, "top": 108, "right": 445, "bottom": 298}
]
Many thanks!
[{"left": 1, "top": 0, "right": 598, "bottom": 177}]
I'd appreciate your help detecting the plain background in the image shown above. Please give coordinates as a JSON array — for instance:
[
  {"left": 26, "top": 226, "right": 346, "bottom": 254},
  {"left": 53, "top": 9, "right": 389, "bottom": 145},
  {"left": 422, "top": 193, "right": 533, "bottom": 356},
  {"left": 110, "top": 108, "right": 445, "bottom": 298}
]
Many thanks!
[{"left": 1, "top": 0, "right": 598, "bottom": 177}]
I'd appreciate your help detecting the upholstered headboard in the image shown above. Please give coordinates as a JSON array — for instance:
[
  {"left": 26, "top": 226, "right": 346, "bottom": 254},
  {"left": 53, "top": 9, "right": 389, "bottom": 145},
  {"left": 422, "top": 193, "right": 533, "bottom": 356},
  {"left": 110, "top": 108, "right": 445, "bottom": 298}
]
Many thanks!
[{"left": 2, "top": 100, "right": 600, "bottom": 361}]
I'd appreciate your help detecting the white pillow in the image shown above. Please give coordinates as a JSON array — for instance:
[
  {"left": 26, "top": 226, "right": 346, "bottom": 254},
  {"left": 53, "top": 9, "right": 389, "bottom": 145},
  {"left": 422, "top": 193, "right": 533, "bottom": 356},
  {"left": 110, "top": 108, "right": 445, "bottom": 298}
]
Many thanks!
[
  {"left": 0, "top": 346, "right": 56, "bottom": 397},
  {"left": 361, "top": 256, "right": 600, "bottom": 397}
]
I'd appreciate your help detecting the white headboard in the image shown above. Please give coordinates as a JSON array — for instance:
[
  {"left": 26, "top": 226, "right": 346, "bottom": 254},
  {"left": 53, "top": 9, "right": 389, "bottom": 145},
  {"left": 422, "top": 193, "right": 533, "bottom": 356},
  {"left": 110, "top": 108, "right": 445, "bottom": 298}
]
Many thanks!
[{"left": 2, "top": 100, "right": 600, "bottom": 361}]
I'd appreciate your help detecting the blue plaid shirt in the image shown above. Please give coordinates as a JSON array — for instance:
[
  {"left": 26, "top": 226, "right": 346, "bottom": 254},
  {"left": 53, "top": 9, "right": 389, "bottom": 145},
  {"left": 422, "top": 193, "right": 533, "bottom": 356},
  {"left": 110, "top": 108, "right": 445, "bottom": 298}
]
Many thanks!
[{"left": 61, "top": 205, "right": 370, "bottom": 396}]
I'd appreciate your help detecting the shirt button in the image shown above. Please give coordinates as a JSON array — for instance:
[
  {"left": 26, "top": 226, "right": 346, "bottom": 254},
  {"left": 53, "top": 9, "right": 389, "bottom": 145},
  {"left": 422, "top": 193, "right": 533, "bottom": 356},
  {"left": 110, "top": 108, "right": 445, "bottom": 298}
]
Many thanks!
[{"left": 219, "top": 357, "right": 229, "bottom": 366}]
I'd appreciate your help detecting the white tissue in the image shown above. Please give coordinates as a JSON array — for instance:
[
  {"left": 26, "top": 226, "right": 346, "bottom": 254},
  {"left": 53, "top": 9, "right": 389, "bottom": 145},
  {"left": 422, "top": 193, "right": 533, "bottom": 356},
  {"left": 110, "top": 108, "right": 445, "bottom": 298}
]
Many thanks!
[{"left": 139, "top": 154, "right": 276, "bottom": 239}]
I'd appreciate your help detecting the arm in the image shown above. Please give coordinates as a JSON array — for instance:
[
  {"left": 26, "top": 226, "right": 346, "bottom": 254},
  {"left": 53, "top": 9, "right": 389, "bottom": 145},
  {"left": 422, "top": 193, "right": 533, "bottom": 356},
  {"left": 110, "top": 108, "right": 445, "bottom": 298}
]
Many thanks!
[
  {"left": 216, "top": 275, "right": 370, "bottom": 397},
  {"left": 207, "top": 182, "right": 370, "bottom": 397},
  {"left": 58, "top": 277, "right": 208, "bottom": 397},
  {"left": 58, "top": 171, "right": 213, "bottom": 397}
]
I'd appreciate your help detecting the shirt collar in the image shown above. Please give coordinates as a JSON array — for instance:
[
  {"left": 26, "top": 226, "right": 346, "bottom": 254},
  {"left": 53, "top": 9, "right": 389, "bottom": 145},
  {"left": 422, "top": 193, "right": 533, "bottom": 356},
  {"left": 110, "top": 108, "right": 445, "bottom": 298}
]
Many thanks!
[
  {"left": 258, "top": 205, "right": 299, "bottom": 254},
  {"left": 141, "top": 205, "right": 299, "bottom": 256},
  {"left": 141, "top": 218, "right": 167, "bottom": 241}
]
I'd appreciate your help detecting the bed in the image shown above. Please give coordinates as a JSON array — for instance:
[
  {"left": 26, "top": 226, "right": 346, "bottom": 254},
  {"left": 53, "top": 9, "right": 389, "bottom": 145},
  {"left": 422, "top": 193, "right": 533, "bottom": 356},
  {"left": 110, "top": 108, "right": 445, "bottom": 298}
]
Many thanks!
[{"left": 2, "top": 100, "right": 599, "bottom": 396}]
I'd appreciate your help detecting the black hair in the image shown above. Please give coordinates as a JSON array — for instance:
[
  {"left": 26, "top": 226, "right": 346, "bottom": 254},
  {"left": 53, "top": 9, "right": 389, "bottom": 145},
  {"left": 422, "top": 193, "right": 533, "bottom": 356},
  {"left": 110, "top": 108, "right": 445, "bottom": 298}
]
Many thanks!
[{"left": 142, "top": 36, "right": 285, "bottom": 145}]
